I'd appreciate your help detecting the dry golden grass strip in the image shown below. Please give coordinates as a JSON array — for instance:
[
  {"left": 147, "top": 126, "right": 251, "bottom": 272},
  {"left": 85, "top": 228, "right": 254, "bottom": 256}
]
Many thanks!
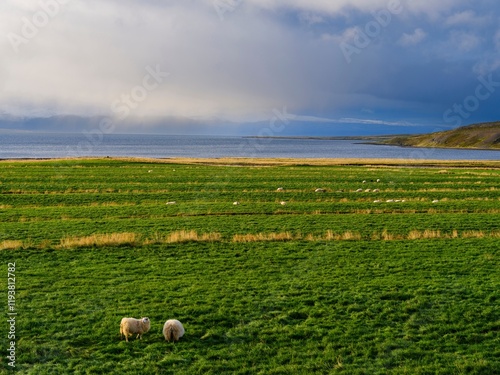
[
  {"left": 407, "top": 230, "right": 443, "bottom": 240},
  {"left": 0, "top": 240, "right": 24, "bottom": 250},
  {"left": 323, "top": 230, "right": 362, "bottom": 241},
  {"left": 58, "top": 232, "right": 138, "bottom": 249},
  {"left": 3, "top": 156, "right": 500, "bottom": 168},
  {"left": 340, "top": 231, "right": 362, "bottom": 240},
  {"left": 461, "top": 231, "right": 486, "bottom": 239},
  {"left": 12, "top": 228, "right": 500, "bottom": 251},
  {"left": 232, "top": 232, "right": 295, "bottom": 242},
  {"left": 164, "top": 230, "right": 221, "bottom": 243}
]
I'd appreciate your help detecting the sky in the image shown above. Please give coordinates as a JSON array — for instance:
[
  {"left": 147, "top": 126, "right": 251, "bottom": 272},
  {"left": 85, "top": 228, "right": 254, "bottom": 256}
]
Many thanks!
[{"left": 0, "top": 0, "right": 499, "bottom": 135}]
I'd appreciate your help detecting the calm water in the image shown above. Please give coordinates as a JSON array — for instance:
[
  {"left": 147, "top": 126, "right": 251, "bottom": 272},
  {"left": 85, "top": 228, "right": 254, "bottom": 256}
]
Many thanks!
[{"left": 1, "top": 133, "right": 499, "bottom": 160}]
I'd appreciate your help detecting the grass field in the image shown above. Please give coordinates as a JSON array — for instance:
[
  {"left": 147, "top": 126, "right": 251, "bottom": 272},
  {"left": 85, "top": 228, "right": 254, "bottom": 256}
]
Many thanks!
[{"left": 1, "top": 158, "right": 499, "bottom": 374}]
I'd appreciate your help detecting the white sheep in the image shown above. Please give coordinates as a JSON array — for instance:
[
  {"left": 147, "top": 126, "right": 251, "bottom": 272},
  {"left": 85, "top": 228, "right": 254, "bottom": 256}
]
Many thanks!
[
  {"left": 233, "top": 201, "right": 240, "bottom": 205},
  {"left": 355, "top": 188, "right": 363, "bottom": 192},
  {"left": 120, "top": 317, "right": 151, "bottom": 342},
  {"left": 166, "top": 201, "right": 176, "bottom": 205},
  {"left": 373, "top": 189, "right": 380, "bottom": 193},
  {"left": 315, "top": 188, "right": 326, "bottom": 193},
  {"left": 276, "top": 187, "right": 284, "bottom": 192},
  {"left": 280, "top": 201, "right": 287, "bottom": 205},
  {"left": 163, "top": 319, "right": 185, "bottom": 342}
]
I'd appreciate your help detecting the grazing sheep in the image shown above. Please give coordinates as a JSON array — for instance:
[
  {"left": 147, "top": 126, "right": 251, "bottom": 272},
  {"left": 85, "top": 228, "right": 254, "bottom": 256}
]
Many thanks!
[
  {"left": 276, "top": 187, "right": 284, "bottom": 192},
  {"left": 315, "top": 188, "right": 326, "bottom": 193},
  {"left": 376, "top": 179, "right": 380, "bottom": 182},
  {"left": 120, "top": 317, "right": 151, "bottom": 342},
  {"left": 355, "top": 188, "right": 363, "bottom": 192},
  {"left": 362, "top": 180, "right": 367, "bottom": 183},
  {"left": 386, "top": 199, "right": 394, "bottom": 203},
  {"left": 163, "top": 319, "right": 184, "bottom": 342},
  {"left": 166, "top": 201, "right": 176, "bottom": 205},
  {"left": 432, "top": 199, "right": 439, "bottom": 203},
  {"left": 233, "top": 201, "right": 240, "bottom": 205},
  {"left": 280, "top": 201, "right": 287, "bottom": 205},
  {"left": 365, "top": 189, "right": 371, "bottom": 192},
  {"left": 373, "top": 189, "right": 380, "bottom": 193},
  {"left": 373, "top": 200, "right": 381, "bottom": 203},
  {"left": 148, "top": 170, "right": 153, "bottom": 173}
]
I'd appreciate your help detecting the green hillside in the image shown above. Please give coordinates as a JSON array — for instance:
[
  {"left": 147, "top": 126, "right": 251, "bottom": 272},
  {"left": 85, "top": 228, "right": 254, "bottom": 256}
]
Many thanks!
[{"left": 386, "top": 122, "right": 500, "bottom": 149}]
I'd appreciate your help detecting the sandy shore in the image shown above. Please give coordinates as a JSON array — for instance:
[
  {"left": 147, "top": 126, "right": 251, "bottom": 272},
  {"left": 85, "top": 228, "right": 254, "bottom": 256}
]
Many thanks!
[{"left": 1, "top": 156, "right": 500, "bottom": 168}]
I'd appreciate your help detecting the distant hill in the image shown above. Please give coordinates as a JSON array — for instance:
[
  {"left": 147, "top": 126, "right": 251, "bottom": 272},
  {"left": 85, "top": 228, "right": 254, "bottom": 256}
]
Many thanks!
[{"left": 385, "top": 122, "right": 500, "bottom": 149}]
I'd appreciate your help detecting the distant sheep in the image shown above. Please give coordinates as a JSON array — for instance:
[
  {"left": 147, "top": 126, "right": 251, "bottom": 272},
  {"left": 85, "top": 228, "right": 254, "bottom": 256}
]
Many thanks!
[
  {"left": 120, "top": 317, "right": 151, "bottom": 342},
  {"left": 163, "top": 319, "right": 184, "bottom": 342},
  {"left": 315, "top": 188, "right": 326, "bottom": 193},
  {"left": 280, "top": 201, "right": 287, "bottom": 205},
  {"left": 372, "top": 189, "right": 380, "bottom": 193},
  {"left": 276, "top": 187, "right": 284, "bottom": 192},
  {"left": 233, "top": 201, "right": 240, "bottom": 205},
  {"left": 166, "top": 201, "right": 176, "bottom": 205},
  {"left": 355, "top": 188, "right": 363, "bottom": 192},
  {"left": 432, "top": 200, "right": 439, "bottom": 203}
]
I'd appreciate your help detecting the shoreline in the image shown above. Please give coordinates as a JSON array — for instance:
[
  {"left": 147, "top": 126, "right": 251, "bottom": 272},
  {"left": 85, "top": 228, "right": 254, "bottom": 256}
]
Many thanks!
[
  {"left": 244, "top": 136, "right": 500, "bottom": 152},
  {"left": 1, "top": 156, "right": 500, "bottom": 168}
]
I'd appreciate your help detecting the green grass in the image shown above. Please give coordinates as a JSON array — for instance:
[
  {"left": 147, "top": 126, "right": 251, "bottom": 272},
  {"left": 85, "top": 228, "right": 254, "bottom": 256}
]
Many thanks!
[{"left": 1, "top": 159, "right": 499, "bottom": 374}]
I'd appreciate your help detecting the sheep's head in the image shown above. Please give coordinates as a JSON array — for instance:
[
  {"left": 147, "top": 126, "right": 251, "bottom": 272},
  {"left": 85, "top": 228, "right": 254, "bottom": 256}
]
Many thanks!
[{"left": 140, "top": 317, "right": 151, "bottom": 332}]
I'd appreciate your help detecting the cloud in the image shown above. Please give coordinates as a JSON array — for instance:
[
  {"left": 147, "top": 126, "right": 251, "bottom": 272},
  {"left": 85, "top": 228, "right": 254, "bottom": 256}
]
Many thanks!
[
  {"left": 1, "top": 0, "right": 326, "bottom": 120},
  {"left": 299, "top": 12, "right": 326, "bottom": 26},
  {"left": 450, "top": 30, "right": 481, "bottom": 52},
  {"left": 445, "top": 10, "right": 487, "bottom": 26},
  {"left": 398, "top": 28, "right": 427, "bottom": 46},
  {"left": 223, "top": 0, "right": 462, "bottom": 18},
  {"left": 0, "top": 0, "right": 499, "bottom": 133}
]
